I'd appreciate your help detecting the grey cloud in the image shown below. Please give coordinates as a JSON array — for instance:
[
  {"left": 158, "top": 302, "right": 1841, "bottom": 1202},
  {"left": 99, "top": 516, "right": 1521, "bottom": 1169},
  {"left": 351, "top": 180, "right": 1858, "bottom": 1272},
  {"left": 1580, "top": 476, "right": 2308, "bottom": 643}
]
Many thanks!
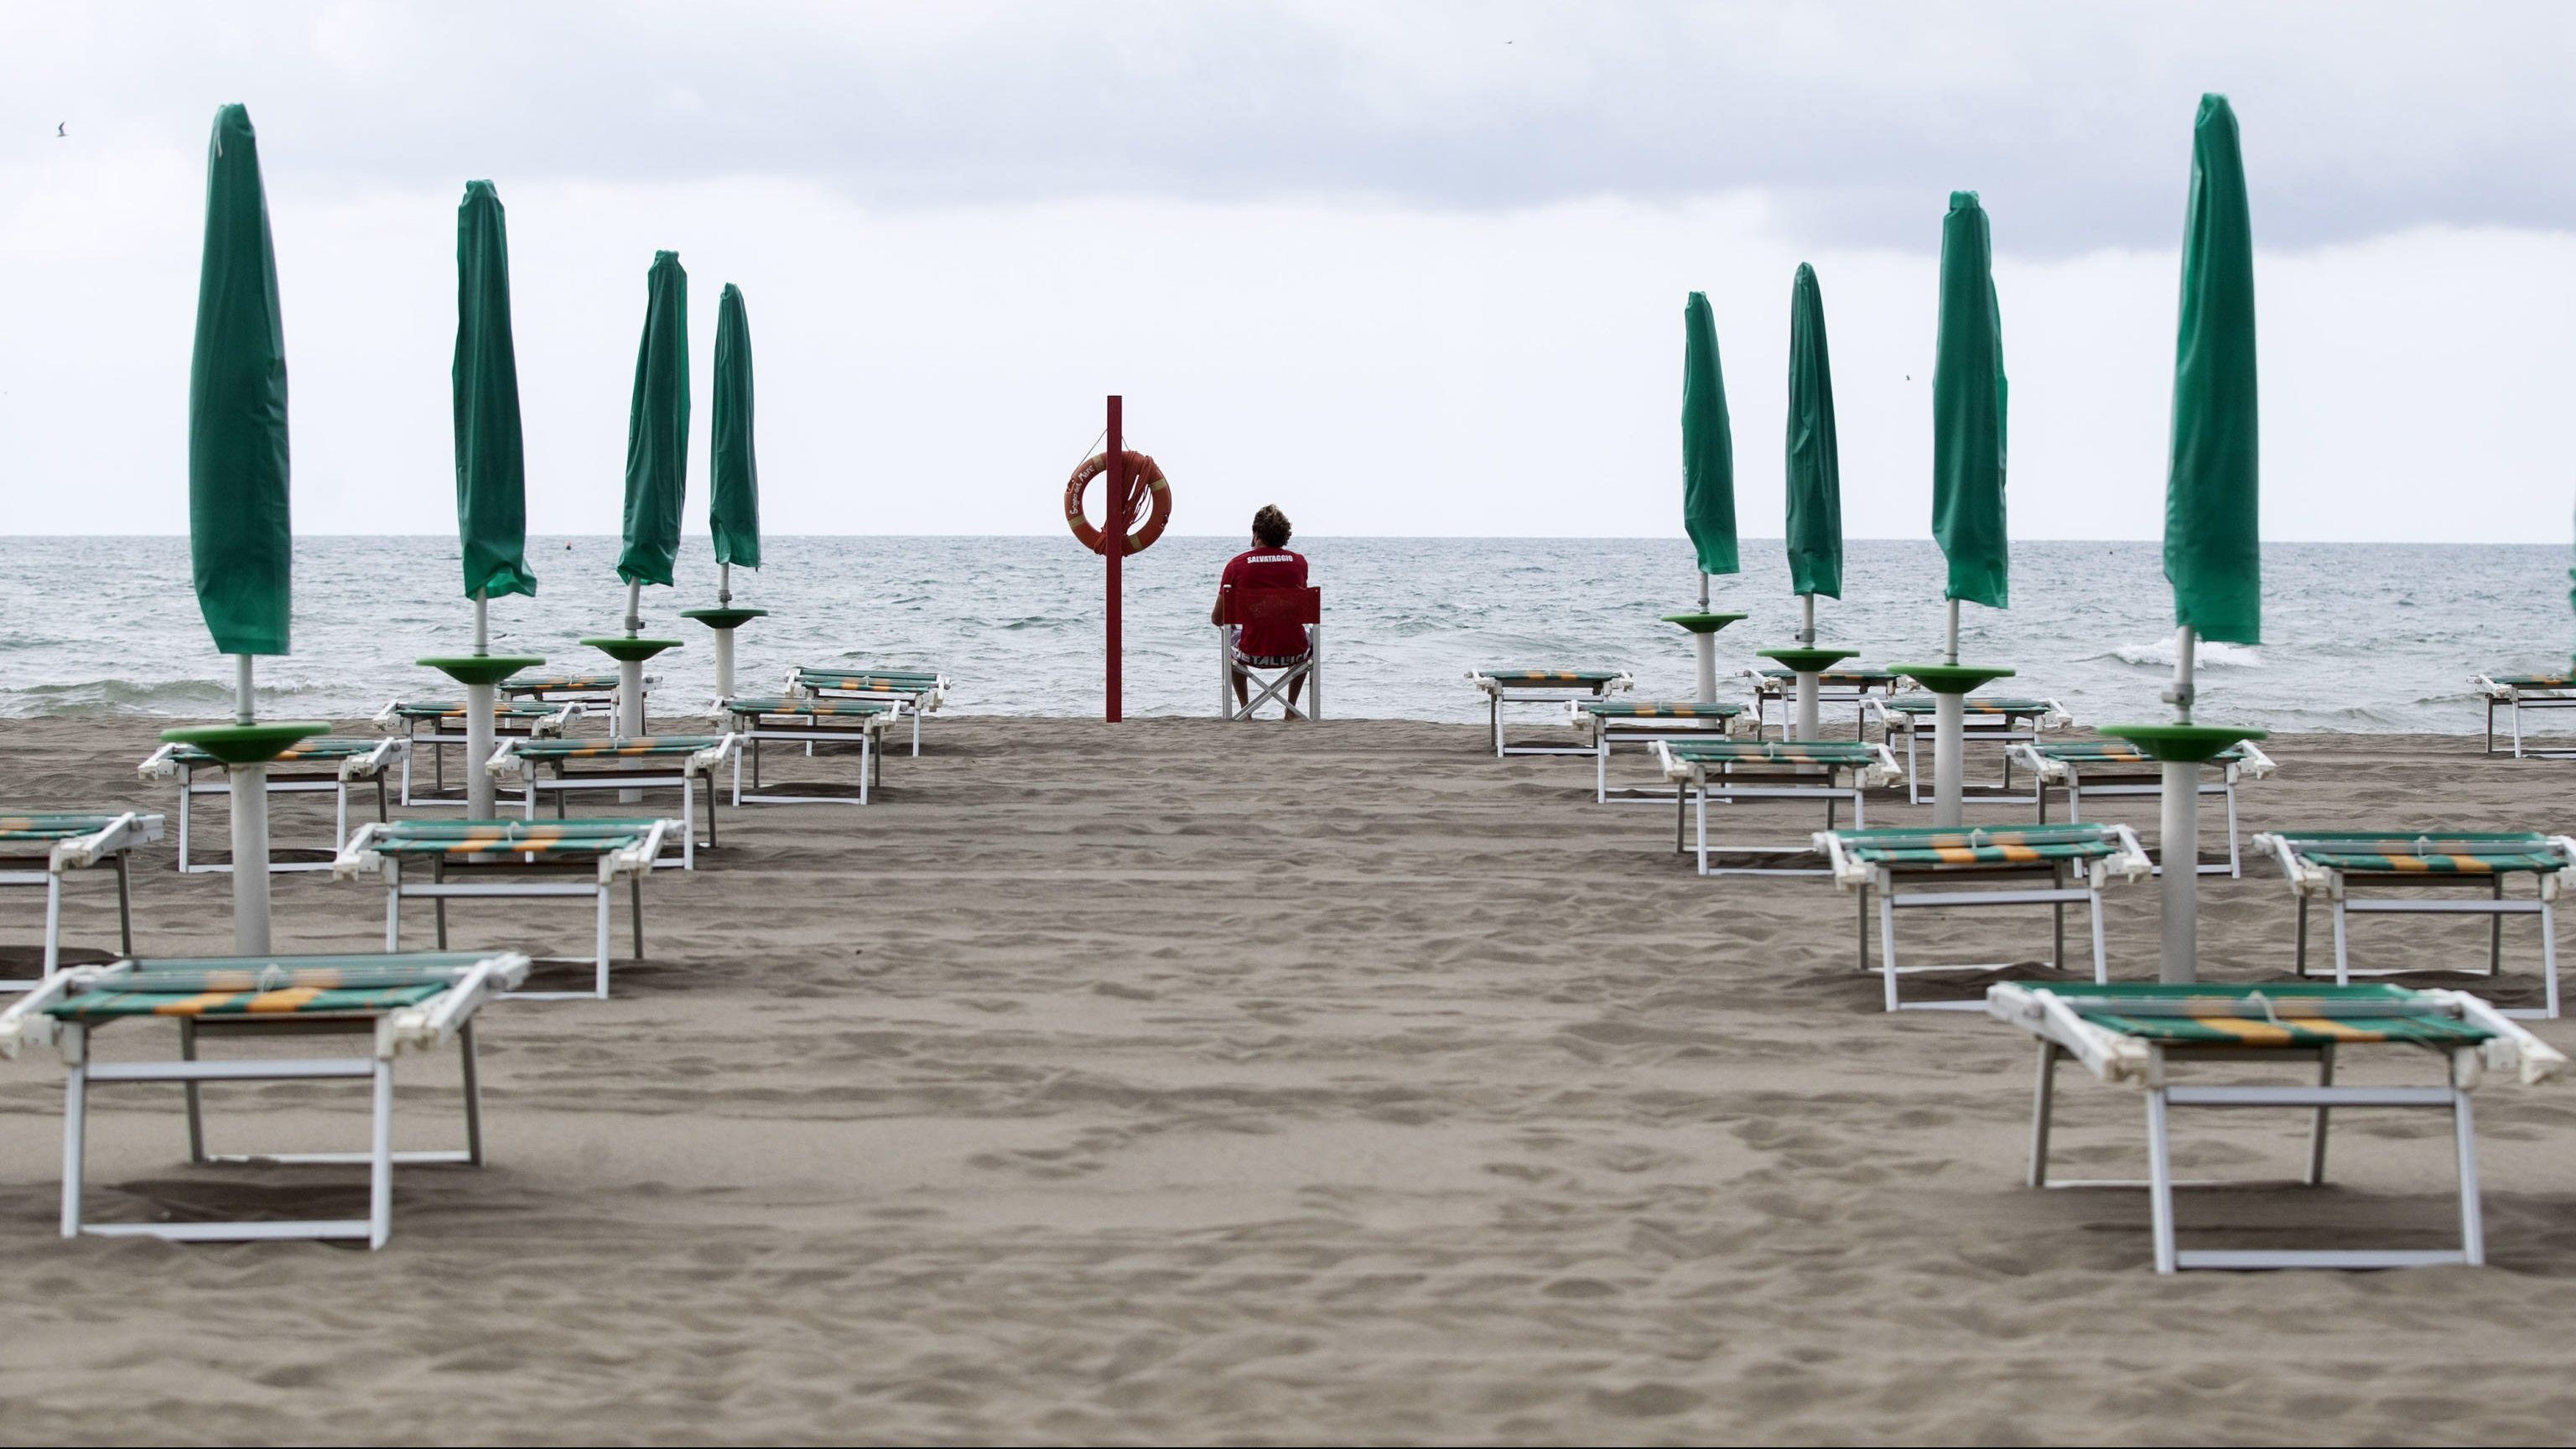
[{"left": 12, "top": 0, "right": 2574, "bottom": 254}]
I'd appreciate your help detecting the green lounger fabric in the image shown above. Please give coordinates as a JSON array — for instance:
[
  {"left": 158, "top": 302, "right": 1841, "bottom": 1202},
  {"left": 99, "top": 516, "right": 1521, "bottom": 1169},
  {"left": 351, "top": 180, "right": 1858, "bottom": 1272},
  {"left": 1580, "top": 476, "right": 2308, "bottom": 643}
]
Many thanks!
[
  {"left": 2272, "top": 832, "right": 2568, "bottom": 875},
  {"left": 1756, "top": 667, "right": 1896, "bottom": 684},
  {"left": 2034, "top": 740, "right": 2248, "bottom": 765},
  {"left": 796, "top": 667, "right": 938, "bottom": 686},
  {"left": 509, "top": 736, "right": 723, "bottom": 760},
  {"left": 391, "top": 702, "right": 569, "bottom": 719},
  {"left": 2042, "top": 984, "right": 2495, "bottom": 1049},
  {"left": 165, "top": 736, "right": 382, "bottom": 765},
  {"left": 2492, "top": 674, "right": 2576, "bottom": 690},
  {"left": 727, "top": 697, "right": 895, "bottom": 718},
  {"left": 363, "top": 820, "right": 663, "bottom": 857},
  {"left": 0, "top": 814, "right": 132, "bottom": 842},
  {"left": 1838, "top": 823, "right": 2123, "bottom": 867},
  {"left": 1666, "top": 740, "right": 1877, "bottom": 766},
  {"left": 501, "top": 673, "right": 621, "bottom": 692},
  {"left": 54, "top": 983, "right": 449, "bottom": 1019},
  {"left": 1581, "top": 700, "right": 1741, "bottom": 719},
  {"left": 1883, "top": 695, "right": 2054, "bottom": 715},
  {"left": 1478, "top": 669, "right": 1627, "bottom": 686}
]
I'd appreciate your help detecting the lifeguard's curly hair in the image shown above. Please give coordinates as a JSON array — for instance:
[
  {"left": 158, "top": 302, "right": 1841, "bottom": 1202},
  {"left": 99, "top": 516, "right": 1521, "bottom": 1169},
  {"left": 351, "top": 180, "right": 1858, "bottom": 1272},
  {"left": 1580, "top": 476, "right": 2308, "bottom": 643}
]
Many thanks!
[{"left": 1252, "top": 505, "right": 1292, "bottom": 548}]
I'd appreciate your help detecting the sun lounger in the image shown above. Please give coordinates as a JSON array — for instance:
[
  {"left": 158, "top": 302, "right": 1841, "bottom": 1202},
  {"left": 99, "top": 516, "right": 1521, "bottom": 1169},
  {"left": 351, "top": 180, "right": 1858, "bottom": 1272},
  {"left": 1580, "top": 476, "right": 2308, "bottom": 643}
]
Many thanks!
[
  {"left": 1989, "top": 979, "right": 2565, "bottom": 1271},
  {"left": 721, "top": 697, "right": 893, "bottom": 804},
  {"left": 1869, "top": 693, "right": 2070, "bottom": 806},
  {"left": 1742, "top": 664, "right": 1902, "bottom": 740},
  {"left": 2254, "top": 830, "right": 2576, "bottom": 1019},
  {"left": 0, "top": 813, "right": 163, "bottom": 984},
  {"left": 375, "top": 698, "right": 578, "bottom": 807},
  {"left": 0, "top": 949, "right": 529, "bottom": 1248},
  {"left": 1572, "top": 699, "right": 1751, "bottom": 804},
  {"left": 1818, "top": 823, "right": 2150, "bottom": 1011},
  {"left": 487, "top": 735, "right": 738, "bottom": 869},
  {"left": 2011, "top": 737, "right": 2277, "bottom": 877},
  {"left": 335, "top": 818, "right": 678, "bottom": 1000},
  {"left": 138, "top": 735, "right": 402, "bottom": 875},
  {"left": 1467, "top": 668, "right": 1633, "bottom": 757},
  {"left": 500, "top": 670, "right": 645, "bottom": 711},
  {"left": 788, "top": 667, "right": 947, "bottom": 756},
  {"left": 2470, "top": 673, "right": 2576, "bottom": 758},
  {"left": 1654, "top": 739, "right": 1901, "bottom": 875}
]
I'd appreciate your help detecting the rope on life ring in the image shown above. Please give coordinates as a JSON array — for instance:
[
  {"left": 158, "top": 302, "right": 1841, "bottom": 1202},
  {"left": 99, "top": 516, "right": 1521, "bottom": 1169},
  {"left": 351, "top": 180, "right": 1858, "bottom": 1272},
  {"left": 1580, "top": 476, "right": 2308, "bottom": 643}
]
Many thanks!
[{"left": 1063, "top": 450, "right": 1171, "bottom": 556}]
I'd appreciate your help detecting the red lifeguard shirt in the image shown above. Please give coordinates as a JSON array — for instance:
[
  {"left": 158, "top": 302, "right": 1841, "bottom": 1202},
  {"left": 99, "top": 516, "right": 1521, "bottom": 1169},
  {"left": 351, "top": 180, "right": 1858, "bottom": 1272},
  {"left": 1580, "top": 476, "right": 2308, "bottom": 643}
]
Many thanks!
[{"left": 1220, "top": 547, "right": 1310, "bottom": 658}]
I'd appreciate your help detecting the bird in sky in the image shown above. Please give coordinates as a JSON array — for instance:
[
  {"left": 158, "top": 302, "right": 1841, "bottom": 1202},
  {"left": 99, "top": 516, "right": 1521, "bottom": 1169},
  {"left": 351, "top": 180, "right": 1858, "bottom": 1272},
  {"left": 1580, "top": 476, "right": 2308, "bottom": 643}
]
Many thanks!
[{"left": 55, "top": 122, "right": 67, "bottom": 138}]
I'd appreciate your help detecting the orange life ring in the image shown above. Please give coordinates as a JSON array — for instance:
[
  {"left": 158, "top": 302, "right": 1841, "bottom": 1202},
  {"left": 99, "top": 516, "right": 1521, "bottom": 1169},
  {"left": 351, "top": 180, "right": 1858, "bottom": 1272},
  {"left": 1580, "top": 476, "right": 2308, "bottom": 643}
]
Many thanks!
[{"left": 1063, "top": 451, "right": 1171, "bottom": 556}]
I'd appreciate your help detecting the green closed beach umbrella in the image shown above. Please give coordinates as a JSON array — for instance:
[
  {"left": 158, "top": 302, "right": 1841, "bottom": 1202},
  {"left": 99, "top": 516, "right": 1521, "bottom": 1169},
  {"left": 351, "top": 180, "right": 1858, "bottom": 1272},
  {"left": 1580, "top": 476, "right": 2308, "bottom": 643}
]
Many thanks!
[
  {"left": 2107, "top": 94, "right": 2267, "bottom": 984},
  {"left": 420, "top": 179, "right": 543, "bottom": 817},
  {"left": 165, "top": 102, "right": 326, "bottom": 952},
  {"left": 1665, "top": 292, "right": 1745, "bottom": 702},
  {"left": 1894, "top": 192, "right": 2016, "bottom": 824},
  {"left": 1758, "top": 263, "right": 1858, "bottom": 738},
  {"left": 586, "top": 250, "right": 690, "bottom": 737},
  {"left": 683, "top": 282, "right": 766, "bottom": 698}
]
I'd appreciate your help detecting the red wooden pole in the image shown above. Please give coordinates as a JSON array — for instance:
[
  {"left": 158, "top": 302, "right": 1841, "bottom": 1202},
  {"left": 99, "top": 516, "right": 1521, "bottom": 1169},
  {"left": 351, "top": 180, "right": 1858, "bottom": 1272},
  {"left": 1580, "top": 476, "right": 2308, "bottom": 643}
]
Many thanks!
[{"left": 1105, "top": 394, "right": 1124, "bottom": 723}]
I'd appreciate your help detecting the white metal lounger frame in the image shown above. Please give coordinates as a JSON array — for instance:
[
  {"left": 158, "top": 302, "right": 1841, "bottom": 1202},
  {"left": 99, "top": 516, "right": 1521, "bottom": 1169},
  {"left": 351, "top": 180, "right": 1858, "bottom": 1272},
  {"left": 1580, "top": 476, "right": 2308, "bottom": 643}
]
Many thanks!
[
  {"left": 501, "top": 675, "right": 649, "bottom": 709},
  {"left": 1820, "top": 825, "right": 2151, "bottom": 1012},
  {"left": 2012, "top": 739, "right": 2277, "bottom": 877},
  {"left": 1573, "top": 701, "right": 1752, "bottom": 805},
  {"left": 724, "top": 704, "right": 890, "bottom": 804},
  {"left": 140, "top": 737, "right": 402, "bottom": 875},
  {"left": 2471, "top": 674, "right": 2576, "bottom": 759},
  {"left": 1870, "top": 695, "right": 2071, "bottom": 806},
  {"left": 1469, "top": 671, "right": 1634, "bottom": 758},
  {"left": 792, "top": 668, "right": 947, "bottom": 756},
  {"left": 2256, "top": 831, "right": 2576, "bottom": 1020},
  {"left": 377, "top": 698, "right": 578, "bottom": 807},
  {"left": 1654, "top": 740, "right": 1902, "bottom": 875},
  {"left": 1989, "top": 981, "right": 2565, "bottom": 1272},
  {"left": 0, "top": 950, "right": 532, "bottom": 1249},
  {"left": 0, "top": 813, "right": 162, "bottom": 986},
  {"left": 1740, "top": 668, "right": 1899, "bottom": 742},
  {"left": 335, "top": 822, "right": 674, "bottom": 1000},
  {"left": 487, "top": 735, "right": 738, "bottom": 869}
]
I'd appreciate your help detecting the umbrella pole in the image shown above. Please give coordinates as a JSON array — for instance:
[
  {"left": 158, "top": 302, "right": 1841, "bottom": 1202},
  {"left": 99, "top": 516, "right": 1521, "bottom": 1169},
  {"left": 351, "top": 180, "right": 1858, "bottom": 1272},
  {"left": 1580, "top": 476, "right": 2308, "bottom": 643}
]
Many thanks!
[
  {"left": 1693, "top": 571, "right": 1716, "bottom": 704},
  {"left": 466, "top": 595, "right": 496, "bottom": 819},
  {"left": 2160, "top": 625, "right": 2200, "bottom": 983},
  {"left": 619, "top": 581, "right": 645, "bottom": 800},
  {"left": 713, "top": 563, "right": 735, "bottom": 699},
  {"left": 1794, "top": 595, "right": 1820, "bottom": 739},
  {"left": 228, "top": 653, "right": 272, "bottom": 954},
  {"left": 1933, "top": 600, "right": 1965, "bottom": 827}
]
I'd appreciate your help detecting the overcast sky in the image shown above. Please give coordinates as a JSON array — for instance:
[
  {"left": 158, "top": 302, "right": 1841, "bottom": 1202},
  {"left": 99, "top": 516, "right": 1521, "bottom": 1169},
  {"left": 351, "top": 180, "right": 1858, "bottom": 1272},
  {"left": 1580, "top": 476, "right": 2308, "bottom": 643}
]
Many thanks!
[{"left": 4, "top": 1, "right": 2572, "bottom": 543}]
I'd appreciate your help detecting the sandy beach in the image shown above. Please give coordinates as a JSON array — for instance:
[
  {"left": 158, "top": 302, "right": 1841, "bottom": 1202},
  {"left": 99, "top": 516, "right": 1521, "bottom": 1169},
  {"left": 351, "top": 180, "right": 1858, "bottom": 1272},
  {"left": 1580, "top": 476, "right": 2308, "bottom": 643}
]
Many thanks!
[{"left": 3, "top": 714, "right": 2575, "bottom": 1444}]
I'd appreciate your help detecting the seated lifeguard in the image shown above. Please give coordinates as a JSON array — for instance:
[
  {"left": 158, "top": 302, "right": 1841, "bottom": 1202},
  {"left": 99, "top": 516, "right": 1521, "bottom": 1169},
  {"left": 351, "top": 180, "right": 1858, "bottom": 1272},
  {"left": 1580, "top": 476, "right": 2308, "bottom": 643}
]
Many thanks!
[{"left": 1213, "top": 505, "right": 1316, "bottom": 718}]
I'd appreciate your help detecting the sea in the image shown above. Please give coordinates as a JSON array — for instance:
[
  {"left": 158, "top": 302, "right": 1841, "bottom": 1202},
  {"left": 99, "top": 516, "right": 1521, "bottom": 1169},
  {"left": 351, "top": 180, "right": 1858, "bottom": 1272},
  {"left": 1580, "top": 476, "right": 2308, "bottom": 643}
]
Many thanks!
[{"left": 1, "top": 535, "right": 2568, "bottom": 734}]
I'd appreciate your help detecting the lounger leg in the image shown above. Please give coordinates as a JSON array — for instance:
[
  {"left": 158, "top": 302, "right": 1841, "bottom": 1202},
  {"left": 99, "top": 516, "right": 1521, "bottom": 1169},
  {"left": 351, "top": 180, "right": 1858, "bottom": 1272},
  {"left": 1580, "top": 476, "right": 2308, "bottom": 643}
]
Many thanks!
[
  {"left": 2028, "top": 1041, "right": 2058, "bottom": 1187},
  {"left": 335, "top": 780, "right": 349, "bottom": 854},
  {"left": 2051, "top": 863, "right": 2065, "bottom": 970},
  {"left": 375, "top": 773, "right": 388, "bottom": 825},
  {"left": 2306, "top": 1043, "right": 2334, "bottom": 1185},
  {"left": 911, "top": 707, "right": 922, "bottom": 757},
  {"left": 2512, "top": 698, "right": 2525, "bottom": 759},
  {"left": 181, "top": 1018, "right": 206, "bottom": 1163},
  {"left": 2455, "top": 1087, "right": 2485, "bottom": 1267},
  {"left": 2486, "top": 697, "right": 2498, "bottom": 756},
  {"left": 432, "top": 857, "right": 449, "bottom": 950},
  {"left": 630, "top": 872, "right": 645, "bottom": 964},
  {"left": 42, "top": 872, "right": 61, "bottom": 979},
  {"left": 1695, "top": 786, "right": 1708, "bottom": 876},
  {"left": 2490, "top": 875, "right": 2504, "bottom": 977},
  {"left": 383, "top": 864, "right": 402, "bottom": 952},
  {"left": 2146, "top": 1088, "right": 2179, "bottom": 1275},
  {"left": 2089, "top": 884, "right": 2110, "bottom": 987},
  {"left": 368, "top": 1059, "right": 394, "bottom": 1250},
  {"left": 860, "top": 735, "right": 873, "bottom": 805},
  {"left": 1857, "top": 885, "right": 1869, "bottom": 974},
  {"left": 1852, "top": 785, "right": 1866, "bottom": 828},
  {"left": 176, "top": 776, "right": 192, "bottom": 873},
  {"left": 60, "top": 1027, "right": 88, "bottom": 1239},
  {"left": 2294, "top": 895, "right": 2309, "bottom": 978},
  {"left": 2068, "top": 782, "right": 2084, "bottom": 823},
  {"left": 1878, "top": 886, "right": 1901, "bottom": 1012},
  {"left": 1491, "top": 695, "right": 1503, "bottom": 758},
  {"left": 460, "top": 1020, "right": 485, "bottom": 1166},
  {"left": 2543, "top": 898, "right": 2561, "bottom": 1020},
  {"left": 113, "top": 853, "right": 133, "bottom": 958},
  {"left": 731, "top": 745, "right": 744, "bottom": 808},
  {"left": 1674, "top": 783, "right": 1686, "bottom": 854},
  {"left": 2224, "top": 780, "right": 2241, "bottom": 878},
  {"left": 1906, "top": 730, "right": 1921, "bottom": 806},
  {"left": 1596, "top": 737, "right": 1607, "bottom": 805},
  {"left": 2332, "top": 898, "right": 2351, "bottom": 987},
  {"left": 683, "top": 776, "right": 698, "bottom": 869},
  {"left": 595, "top": 885, "right": 613, "bottom": 999}
]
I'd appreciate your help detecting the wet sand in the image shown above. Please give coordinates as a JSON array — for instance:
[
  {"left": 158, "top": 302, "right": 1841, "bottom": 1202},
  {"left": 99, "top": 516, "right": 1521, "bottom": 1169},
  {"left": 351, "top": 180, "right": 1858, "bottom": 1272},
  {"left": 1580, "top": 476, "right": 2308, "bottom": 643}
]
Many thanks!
[{"left": 2, "top": 714, "right": 2574, "bottom": 1444}]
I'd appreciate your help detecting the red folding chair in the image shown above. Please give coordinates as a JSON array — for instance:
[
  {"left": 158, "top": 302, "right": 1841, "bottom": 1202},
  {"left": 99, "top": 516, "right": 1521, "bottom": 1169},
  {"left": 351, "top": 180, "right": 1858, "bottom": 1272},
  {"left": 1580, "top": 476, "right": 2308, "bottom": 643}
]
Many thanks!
[{"left": 1217, "top": 586, "right": 1322, "bottom": 720}]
